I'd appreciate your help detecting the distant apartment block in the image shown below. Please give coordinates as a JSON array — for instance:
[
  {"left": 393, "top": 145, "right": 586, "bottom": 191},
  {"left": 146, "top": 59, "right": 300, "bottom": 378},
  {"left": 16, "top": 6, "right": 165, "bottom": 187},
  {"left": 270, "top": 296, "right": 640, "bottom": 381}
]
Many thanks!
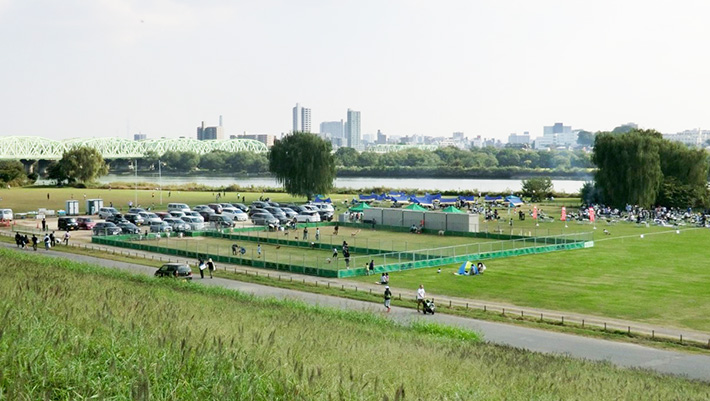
[
  {"left": 662, "top": 129, "right": 710, "bottom": 147},
  {"left": 292, "top": 103, "right": 311, "bottom": 133},
  {"left": 230, "top": 133, "right": 275, "bottom": 147},
  {"left": 320, "top": 120, "right": 344, "bottom": 139},
  {"left": 508, "top": 132, "right": 530, "bottom": 145},
  {"left": 133, "top": 133, "right": 147, "bottom": 141},
  {"left": 535, "top": 123, "right": 577, "bottom": 149},
  {"left": 452, "top": 131, "right": 465, "bottom": 141},
  {"left": 376, "top": 129, "right": 387, "bottom": 144}
]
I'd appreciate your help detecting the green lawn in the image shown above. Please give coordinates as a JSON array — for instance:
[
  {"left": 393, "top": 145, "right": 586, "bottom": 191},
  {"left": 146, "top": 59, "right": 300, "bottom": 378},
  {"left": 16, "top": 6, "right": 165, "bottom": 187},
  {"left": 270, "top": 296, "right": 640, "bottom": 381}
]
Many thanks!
[
  {"left": 352, "top": 224, "right": 710, "bottom": 332},
  {"left": 2, "top": 249, "right": 709, "bottom": 400}
]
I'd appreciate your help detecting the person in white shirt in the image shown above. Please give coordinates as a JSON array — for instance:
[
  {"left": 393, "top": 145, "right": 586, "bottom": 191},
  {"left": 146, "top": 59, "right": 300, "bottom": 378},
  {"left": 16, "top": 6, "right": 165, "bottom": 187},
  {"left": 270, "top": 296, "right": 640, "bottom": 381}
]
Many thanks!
[{"left": 416, "top": 284, "right": 426, "bottom": 313}]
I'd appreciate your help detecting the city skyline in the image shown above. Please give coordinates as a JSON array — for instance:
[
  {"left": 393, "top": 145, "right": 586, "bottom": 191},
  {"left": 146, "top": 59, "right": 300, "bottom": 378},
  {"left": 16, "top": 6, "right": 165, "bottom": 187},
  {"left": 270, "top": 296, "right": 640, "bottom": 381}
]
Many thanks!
[{"left": 2, "top": 1, "right": 710, "bottom": 141}]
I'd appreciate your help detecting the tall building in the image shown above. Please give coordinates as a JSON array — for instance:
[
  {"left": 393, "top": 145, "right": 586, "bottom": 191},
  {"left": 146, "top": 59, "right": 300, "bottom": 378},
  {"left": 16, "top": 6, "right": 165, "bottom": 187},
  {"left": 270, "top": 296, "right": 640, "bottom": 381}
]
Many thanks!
[
  {"left": 320, "top": 120, "right": 344, "bottom": 139},
  {"left": 196, "top": 120, "right": 224, "bottom": 140},
  {"left": 345, "top": 109, "right": 361, "bottom": 149},
  {"left": 292, "top": 103, "right": 311, "bottom": 132},
  {"left": 376, "top": 129, "right": 387, "bottom": 144}
]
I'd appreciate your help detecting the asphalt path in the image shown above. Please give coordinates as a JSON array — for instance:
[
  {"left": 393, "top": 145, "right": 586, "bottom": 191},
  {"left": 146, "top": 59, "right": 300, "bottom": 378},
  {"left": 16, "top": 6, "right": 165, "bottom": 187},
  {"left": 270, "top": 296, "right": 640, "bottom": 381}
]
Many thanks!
[{"left": 6, "top": 242, "right": 710, "bottom": 382}]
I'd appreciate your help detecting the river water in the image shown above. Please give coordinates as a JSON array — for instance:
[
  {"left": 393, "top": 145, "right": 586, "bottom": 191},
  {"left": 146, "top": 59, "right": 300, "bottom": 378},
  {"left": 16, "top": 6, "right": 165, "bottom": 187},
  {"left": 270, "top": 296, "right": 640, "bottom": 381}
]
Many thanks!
[{"left": 96, "top": 174, "right": 588, "bottom": 193}]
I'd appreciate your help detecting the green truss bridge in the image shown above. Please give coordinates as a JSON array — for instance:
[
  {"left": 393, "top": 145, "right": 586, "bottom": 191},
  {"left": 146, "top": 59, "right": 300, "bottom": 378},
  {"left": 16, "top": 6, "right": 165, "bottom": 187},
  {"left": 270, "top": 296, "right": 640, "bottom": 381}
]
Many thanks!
[{"left": 0, "top": 136, "right": 268, "bottom": 160}]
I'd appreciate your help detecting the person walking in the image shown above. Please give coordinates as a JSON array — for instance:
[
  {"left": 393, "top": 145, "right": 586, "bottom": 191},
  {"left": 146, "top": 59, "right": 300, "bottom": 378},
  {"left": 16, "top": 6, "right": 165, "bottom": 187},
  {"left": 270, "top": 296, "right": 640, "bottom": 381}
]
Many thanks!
[
  {"left": 257, "top": 243, "right": 262, "bottom": 258},
  {"left": 416, "top": 284, "right": 426, "bottom": 313},
  {"left": 43, "top": 233, "right": 51, "bottom": 250},
  {"left": 198, "top": 257, "right": 206, "bottom": 279},
  {"left": 368, "top": 260, "right": 375, "bottom": 275},
  {"left": 207, "top": 258, "right": 215, "bottom": 279},
  {"left": 332, "top": 247, "right": 338, "bottom": 259},
  {"left": 315, "top": 227, "right": 320, "bottom": 241},
  {"left": 31, "top": 234, "right": 38, "bottom": 251},
  {"left": 384, "top": 285, "right": 392, "bottom": 313}
]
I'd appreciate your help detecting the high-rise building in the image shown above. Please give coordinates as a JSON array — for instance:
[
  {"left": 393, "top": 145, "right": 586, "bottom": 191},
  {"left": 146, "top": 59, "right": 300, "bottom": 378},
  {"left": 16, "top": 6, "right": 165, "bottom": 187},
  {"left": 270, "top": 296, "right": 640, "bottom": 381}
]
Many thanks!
[
  {"left": 376, "top": 129, "right": 387, "bottom": 144},
  {"left": 196, "top": 120, "right": 224, "bottom": 140},
  {"left": 345, "top": 109, "right": 361, "bottom": 149},
  {"left": 292, "top": 103, "right": 311, "bottom": 132},
  {"left": 320, "top": 120, "right": 344, "bottom": 139}
]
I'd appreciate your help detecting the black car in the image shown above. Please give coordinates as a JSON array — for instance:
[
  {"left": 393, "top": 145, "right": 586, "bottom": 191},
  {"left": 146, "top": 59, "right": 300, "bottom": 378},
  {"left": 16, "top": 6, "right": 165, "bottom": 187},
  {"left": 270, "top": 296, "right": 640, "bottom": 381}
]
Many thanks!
[
  {"left": 92, "top": 222, "right": 122, "bottom": 236},
  {"left": 117, "top": 222, "right": 141, "bottom": 234},
  {"left": 154, "top": 263, "right": 193, "bottom": 280},
  {"left": 106, "top": 213, "right": 129, "bottom": 224},
  {"left": 124, "top": 213, "right": 145, "bottom": 226},
  {"left": 57, "top": 217, "right": 79, "bottom": 231}
]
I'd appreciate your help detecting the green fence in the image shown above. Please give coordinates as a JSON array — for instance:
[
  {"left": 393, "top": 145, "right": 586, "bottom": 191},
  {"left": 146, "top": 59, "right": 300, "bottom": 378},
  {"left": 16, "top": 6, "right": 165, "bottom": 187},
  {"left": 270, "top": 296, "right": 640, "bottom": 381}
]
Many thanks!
[{"left": 92, "top": 227, "right": 593, "bottom": 279}]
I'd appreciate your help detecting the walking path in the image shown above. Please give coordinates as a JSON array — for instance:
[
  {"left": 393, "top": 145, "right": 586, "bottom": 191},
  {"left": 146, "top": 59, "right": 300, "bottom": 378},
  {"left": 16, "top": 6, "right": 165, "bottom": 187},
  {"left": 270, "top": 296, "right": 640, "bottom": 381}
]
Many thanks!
[{"left": 4, "top": 241, "right": 710, "bottom": 382}]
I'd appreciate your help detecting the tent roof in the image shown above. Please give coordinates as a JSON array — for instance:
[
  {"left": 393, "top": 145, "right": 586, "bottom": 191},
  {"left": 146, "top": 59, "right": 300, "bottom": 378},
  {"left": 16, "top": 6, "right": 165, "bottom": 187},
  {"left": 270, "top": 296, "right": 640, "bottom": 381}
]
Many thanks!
[
  {"left": 404, "top": 203, "right": 427, "bottom": 211},
  {"left": 442, "top": 206, "right": 465, "bottom": 213},
  {"left": 349, "top": 203, "right": 372, "bottom": 212}
]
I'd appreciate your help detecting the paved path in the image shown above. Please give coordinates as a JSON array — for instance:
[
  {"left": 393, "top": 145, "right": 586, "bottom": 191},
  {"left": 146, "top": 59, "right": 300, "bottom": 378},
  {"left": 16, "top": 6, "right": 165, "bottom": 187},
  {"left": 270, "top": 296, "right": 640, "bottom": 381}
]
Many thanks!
[{"left": 4, "top": 242, "right": 710, "bottom": 382}]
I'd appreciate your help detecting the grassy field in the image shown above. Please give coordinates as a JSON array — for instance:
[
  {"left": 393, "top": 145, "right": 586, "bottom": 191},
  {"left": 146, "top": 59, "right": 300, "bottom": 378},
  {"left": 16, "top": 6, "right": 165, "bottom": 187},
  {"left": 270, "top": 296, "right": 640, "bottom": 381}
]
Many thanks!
[
  {"left": 352, "top": 224, "right": 710, "bottom": 332},
  {"left": 2, "top": 249, "right": 709, "bottom": 400}
]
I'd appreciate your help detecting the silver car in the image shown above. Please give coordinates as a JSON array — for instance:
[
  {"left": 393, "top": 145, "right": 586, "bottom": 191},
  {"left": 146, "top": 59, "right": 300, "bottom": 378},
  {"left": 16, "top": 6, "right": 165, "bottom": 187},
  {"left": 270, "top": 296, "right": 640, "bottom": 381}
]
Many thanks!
[
  {"left": 181, "top": 216, "right": 204, "bottom": 231},
  {"left": 163, "top": 217, "right": 191, "bottom": 232},
  {"left": 251, "top": 212, "right": 279, "bottom": 226}
]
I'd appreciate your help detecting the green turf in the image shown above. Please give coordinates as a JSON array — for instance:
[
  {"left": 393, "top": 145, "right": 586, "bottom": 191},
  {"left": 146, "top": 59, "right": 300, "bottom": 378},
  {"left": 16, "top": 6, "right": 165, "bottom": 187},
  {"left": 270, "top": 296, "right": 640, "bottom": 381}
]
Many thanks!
[{"left": 2, "top": 249, "right": 709, "bottom": 400}]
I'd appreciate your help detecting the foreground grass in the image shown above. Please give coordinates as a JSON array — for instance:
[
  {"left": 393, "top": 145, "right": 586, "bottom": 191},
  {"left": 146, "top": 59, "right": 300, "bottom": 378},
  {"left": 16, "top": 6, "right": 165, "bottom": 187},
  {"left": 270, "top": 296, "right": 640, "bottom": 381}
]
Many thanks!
[{"left": 2, "top": 250, "right": 710, "bottom": 399}]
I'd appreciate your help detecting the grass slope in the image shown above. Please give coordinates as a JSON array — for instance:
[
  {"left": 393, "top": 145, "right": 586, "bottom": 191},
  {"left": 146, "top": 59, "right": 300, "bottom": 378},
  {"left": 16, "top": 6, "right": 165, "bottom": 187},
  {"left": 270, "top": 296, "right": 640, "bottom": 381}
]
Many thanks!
[{"left": 1, "top": 249, "right": 709, "bottom": 400}]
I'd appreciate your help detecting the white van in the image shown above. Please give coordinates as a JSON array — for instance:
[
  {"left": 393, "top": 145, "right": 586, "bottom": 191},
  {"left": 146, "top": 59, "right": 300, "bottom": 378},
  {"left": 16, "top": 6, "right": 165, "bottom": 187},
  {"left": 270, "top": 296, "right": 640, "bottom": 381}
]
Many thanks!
[
  {"left": 0, "top": 209, "right": 13, "bottom": 221},
  {"left": 167, "top": 203, "right": 191, "bottom": 213}
]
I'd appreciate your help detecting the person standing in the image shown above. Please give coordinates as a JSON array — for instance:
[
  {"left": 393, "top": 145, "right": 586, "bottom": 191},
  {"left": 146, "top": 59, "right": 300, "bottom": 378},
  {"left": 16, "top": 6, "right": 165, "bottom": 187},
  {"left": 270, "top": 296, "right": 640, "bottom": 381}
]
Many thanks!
[
  {"left": 257, "top": 243, "right": 262, "bottom": 258},
  {"left": 416, "top": 284, "right": 426, "bottom": 313},
  {"left": 31, "top": 234, "right": 38, "bottom": 251},
  {"left": 198, "top": 257, "right": 205, "bottom": 279},
  {"left": 49, "top": 231, "right": 56, "bottom": 246},
  {"left": 207, "top": 258, "right": 215, "bottom": 279},
  {"left": 41, "top": 217, "right": 46, "bottom": 231},
  {"left": 332, "top": 247, "right": 338, "bottom": 259},
  {"left": 43, "top": 233, "right": 51, "bottom": 250},
  {"left": 384, "top": 285, "right": 392, "bottom": 313},
  {"left": 368, "top": 260, "right": 375, "bottom": 275},
  {"left": 63, "top": 231, "right": 70, "bottom": 246},
  {"left": 315, "top": 227, "right": 320, "bottom": 241},
  {"left": 303, "top": 226, "right": 308, "bottom": 240}
]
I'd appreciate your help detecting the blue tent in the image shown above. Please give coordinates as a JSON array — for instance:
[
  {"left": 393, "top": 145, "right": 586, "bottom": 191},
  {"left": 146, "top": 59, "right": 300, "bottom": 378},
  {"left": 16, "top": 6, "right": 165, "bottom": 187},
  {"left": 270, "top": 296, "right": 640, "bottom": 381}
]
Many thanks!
[
  {"left": 387, "top": 194, "right": 410, "bottom": 202},
  {"left": 438, "top": 197, "right": 459, "bottom": 204},
  {"left": 484, "top": 195, "right": 504, "bottom": 202},
  {"left": 505, "top": 195, "right": 524, "bottom": 206},
  {"left": 458, "top": 195, "right": 476, "bottom": 202},
  {"left": 358, "top": 194, "right": 378, "bottom": 201},
  {"left": 457, "top": 261, "right": 473, "bottom": 275},
  {"left": 313, "top": 197, "right": 332, "bottom": 203},
  {"left": 409, "top": 196, "right": 434, "bottom": 206}
]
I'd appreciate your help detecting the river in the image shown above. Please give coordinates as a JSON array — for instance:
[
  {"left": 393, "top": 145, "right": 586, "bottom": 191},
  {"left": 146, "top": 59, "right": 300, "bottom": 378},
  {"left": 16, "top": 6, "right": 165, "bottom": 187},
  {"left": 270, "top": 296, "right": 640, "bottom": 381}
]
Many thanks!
[{"left": 96, "top": 174, "right": 588, "bottom": 193}]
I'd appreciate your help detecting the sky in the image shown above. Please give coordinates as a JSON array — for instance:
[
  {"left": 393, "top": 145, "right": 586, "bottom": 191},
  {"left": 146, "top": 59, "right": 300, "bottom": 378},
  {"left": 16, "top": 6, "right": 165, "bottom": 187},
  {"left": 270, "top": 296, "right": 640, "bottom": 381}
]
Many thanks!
[{"left": 1, "top": 0, "right": 709, "bottom": 141}]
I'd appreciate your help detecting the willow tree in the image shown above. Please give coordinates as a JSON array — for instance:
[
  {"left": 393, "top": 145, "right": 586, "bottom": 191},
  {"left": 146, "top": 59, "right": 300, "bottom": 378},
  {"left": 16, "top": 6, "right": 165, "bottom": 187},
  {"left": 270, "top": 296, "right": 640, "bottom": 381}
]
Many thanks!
[
  {"left": 56, "top": 146, "right": 109, "bottom": 184},
  {"left": 268, "top": 132, "right": 336, "bottom": 199}
]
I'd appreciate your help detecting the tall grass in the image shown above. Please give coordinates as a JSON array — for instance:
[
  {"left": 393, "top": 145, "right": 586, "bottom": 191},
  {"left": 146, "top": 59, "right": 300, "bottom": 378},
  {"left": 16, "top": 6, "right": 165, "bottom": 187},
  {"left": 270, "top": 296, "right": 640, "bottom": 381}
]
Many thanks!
[{"left": 0, "top": 249, "right": 708, "bottom": 400}]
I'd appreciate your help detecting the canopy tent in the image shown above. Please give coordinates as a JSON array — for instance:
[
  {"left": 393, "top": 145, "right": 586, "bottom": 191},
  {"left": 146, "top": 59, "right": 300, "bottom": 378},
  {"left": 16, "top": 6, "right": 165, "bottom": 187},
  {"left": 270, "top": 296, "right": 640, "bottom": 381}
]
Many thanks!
[
  {"left": 358, "top": 194, "right": 378, "bottom": 201},
  {"left": 438, "top": 197, "right": 459, "bottom": 204},
  {"left": 349, "top": 203, "right": 372, "bottom": 212},
  {"left": 484, "top": 195, "right": 504, "bottom": 202},
  {"left": 442, "top": 206, "right": 465, "bottom": 213},
  {"left": 409, "top": 196, "right": 434, "bottom": 206},
  {"left": 313, "top": 197, "right": 332, "bottom": 203},
  {"left": 505, "top": 195, "right": 524, "bottom": 206},
  {"left": 386, "top": 194, "right": 410, "bottom": 203},
  {"left": 404, "top": 203, "right": 427, "bottom": 211},
  {"left": 458, "top": 195, "right": 476, "bottom": 203}
]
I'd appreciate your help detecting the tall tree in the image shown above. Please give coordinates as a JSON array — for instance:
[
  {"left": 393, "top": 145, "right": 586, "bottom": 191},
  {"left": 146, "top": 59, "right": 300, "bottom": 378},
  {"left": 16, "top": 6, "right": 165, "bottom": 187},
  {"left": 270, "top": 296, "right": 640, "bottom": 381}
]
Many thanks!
[
  {"left": 268, "top": 132, "right": 336, "bottom": 199},
  {"left": 0, "top": 160, "right": 28, "bottom": 186},
  {"left": 521, "top": 177, "right": 553, "bottom": 201},
  {"left": 56, "top": 147, "right": 109, "bottom": 184},
  {"left": 577, "top": 130, "right": 595, "bottom": 146}
]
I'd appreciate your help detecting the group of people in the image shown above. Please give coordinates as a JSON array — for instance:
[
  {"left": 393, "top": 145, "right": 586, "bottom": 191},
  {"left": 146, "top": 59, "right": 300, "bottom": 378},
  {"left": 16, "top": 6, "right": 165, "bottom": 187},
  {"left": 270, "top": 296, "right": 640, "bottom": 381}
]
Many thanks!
[
  {"left": 197, "top": 257, "right": 216, "bottom": 279},
  {"left": 14, "top": 231, "right": 70, "bottom": 251}
]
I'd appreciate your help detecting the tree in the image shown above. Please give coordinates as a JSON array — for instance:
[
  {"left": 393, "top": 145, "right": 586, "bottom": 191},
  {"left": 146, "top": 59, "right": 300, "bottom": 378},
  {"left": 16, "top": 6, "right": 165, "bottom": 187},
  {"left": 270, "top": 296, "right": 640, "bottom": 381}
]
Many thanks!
[
  {"left": 0, "top": 160, "right": 28, "bottom": 186},
  {"left": 268, "top": 132, "right": 336, "bottom": 199},
  {"left": 577, "top": 131, "right": 595, "bottom": 147},
  {"left": 55, "top": 147, "right": 109, "bottom": 184},
  {"left": 334, "top": 147, "right": 359, "bottom": 166},
  {"left": 521, "top": 177, "right": 553, "bottom": 201},
  {"left": 199, "top": 151, "right": 229, "bottom": 171},
  {"left": 161, "top": 151, "right": 200, "bottom": 172}
]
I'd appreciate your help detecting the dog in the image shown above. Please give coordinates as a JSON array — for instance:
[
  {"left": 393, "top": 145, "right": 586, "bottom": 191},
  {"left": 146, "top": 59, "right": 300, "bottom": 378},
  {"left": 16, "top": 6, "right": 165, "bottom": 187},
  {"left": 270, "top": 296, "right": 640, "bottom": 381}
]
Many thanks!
[
  {"left": 437, "top": 230, "right": 445, "bottom": 236},
  {"left": 351, "top": 229, "right": 361, "bottom": 237},
  {"left": 603, "top": 229, "right": 611, "bottom": 235}
]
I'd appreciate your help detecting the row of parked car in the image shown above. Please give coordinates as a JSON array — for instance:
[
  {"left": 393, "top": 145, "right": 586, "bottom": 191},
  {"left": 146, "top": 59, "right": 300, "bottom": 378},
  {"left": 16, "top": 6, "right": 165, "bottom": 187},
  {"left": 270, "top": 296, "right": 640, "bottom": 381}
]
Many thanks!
[{"left": 90, "top": 200, "right": 335, "bottom": 235}]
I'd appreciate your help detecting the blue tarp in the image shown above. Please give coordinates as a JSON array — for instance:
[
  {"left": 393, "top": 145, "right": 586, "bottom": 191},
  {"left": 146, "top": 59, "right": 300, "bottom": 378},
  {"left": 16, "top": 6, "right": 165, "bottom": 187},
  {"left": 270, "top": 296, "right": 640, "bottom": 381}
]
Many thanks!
[
  {"left": 387, "top": 195, "right": 410, "bottom": 202},
  {"left": 458, "top": 195, "right": 476, "bottom": 202},
  {"left": 409, "top": 196, "right": 434, "bottom": 205},
  {"left": 438, "top": 197, "right": 459, "bottom": 204},
  {"left": 358, "top": 194, "right": 378, "bottom": 201},
  {"left": 484, "top": 195, "right": 504, "bottom": 202},
  {"left": 313, "top": 197, "right": 332, "bottom": 203}
]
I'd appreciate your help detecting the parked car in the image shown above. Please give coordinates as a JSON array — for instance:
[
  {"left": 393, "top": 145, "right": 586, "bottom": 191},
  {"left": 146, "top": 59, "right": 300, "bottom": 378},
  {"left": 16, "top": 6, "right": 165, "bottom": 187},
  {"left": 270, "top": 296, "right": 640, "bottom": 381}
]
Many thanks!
[
  {"left": 93, "top": 222, "right": 122, "bottom": 236},
  {"left": 169, "top": 210, "right": 187, "bottom": 219},
  {"left": 312, "top": 203, "right": 335, "bottom": 221},
  {"left": 198, "top": 210, "right": 215, "bottom": 221},
  {"left": 221, "top": 207, "right": 248, "bottom": 221},
  {"left": 124, "top": 213, "right": 145, "bottom": 226},
  {"left": 106, "top": 214, "right": 129, "bottom": 224},
  {"left": 183, "top": 211, "right": 205, "bottom": 222},
  {"left": 264, "top": 207, "right": 290, "bottom": 224},
  {"left": 163, "top": 217, "right": 191, "bottom": 232},
  {"left": 248, "top": 207, "right": 269, "bottom": 217},
  {"left": 154, "top": 212, "right": 171, "bottom": 220},
  {"left": 150, "top": 221, "right": 172, "bottom": 233},
  {"left": 266, "top": 201, "right": 280, "bottom": 208},
  {"left": 181, "top": 216, "right": 205, "bottom": 231},
  {"left": 251, "top": 212, "right": 280, "bottom": 226},
  {"left": 117, "top": 221, "right": 141, "bottom": 234},
  {"left": 295, "top": 211, "right": 321, "bottom": 223},
  {"left": 193, "top": 205, "right": 213, "bottom": 213},
  {"left": 154, "top": 263, "right": 192, "bottom": 280},
  {"left": 229, "top": 203, "right": 249, "bottom": 213},
  {"left": 128, "top": 207, "right": 147, "bottom": 214},
  {"left": 280, "top": 207, "right": 298, "bottom": 219},
  {"left": 0, "top": 208, "right": 13, "bottom": 221},
  {"left": 167, "top": 203, "right": 191, "bottom": 213},
  {"left": 251, "top": 201, "right": 269, "bottom": 209},
  {"left": 143, "top": 212, "right": 163, "bottom": 224},
  {"left": 207, "top": 203, "right": 223, "bottom": 214},
  {"left": 57, "top": 217, "right": 79, "bottom": 231},
  {"left": 209, "top": 214, "right": 234, "bottom": 228},
  {"left": 76, "top": 217, "right": 96, "bottom": 230},
  {"left": 98, "top": 207, "right": 119, "bottom": 219}
]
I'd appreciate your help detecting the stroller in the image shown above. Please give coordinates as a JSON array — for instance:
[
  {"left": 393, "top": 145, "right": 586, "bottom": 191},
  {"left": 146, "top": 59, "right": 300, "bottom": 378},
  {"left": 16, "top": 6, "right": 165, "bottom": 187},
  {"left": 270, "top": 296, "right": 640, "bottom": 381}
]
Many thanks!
[{"left": 422, "top": 299, "right": 436, "bottom": 315}]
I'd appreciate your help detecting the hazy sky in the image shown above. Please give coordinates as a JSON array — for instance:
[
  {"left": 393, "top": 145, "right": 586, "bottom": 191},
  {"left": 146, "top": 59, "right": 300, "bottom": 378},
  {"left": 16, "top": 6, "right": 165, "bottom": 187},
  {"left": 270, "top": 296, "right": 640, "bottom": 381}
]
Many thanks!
[{"left": 1, "top": 0, "right": 709, "bottom": 141}]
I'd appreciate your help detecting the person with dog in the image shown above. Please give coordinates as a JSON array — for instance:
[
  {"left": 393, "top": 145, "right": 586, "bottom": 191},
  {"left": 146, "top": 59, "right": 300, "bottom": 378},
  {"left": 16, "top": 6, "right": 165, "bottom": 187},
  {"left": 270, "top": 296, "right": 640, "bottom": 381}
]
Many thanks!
[{"left": 416, "top": 284, "right": 426, "bottom": 313}]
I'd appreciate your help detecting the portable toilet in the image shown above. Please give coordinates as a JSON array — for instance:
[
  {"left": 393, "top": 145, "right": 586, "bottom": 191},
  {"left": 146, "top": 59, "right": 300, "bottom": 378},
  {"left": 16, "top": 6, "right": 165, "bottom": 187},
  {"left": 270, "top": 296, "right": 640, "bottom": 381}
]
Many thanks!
[
  {"left": 86, "top": 199, "right": 104, "bottom": 215},
  {"left": 65, "top": 200, "right": 80, "bottom": 216}
]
